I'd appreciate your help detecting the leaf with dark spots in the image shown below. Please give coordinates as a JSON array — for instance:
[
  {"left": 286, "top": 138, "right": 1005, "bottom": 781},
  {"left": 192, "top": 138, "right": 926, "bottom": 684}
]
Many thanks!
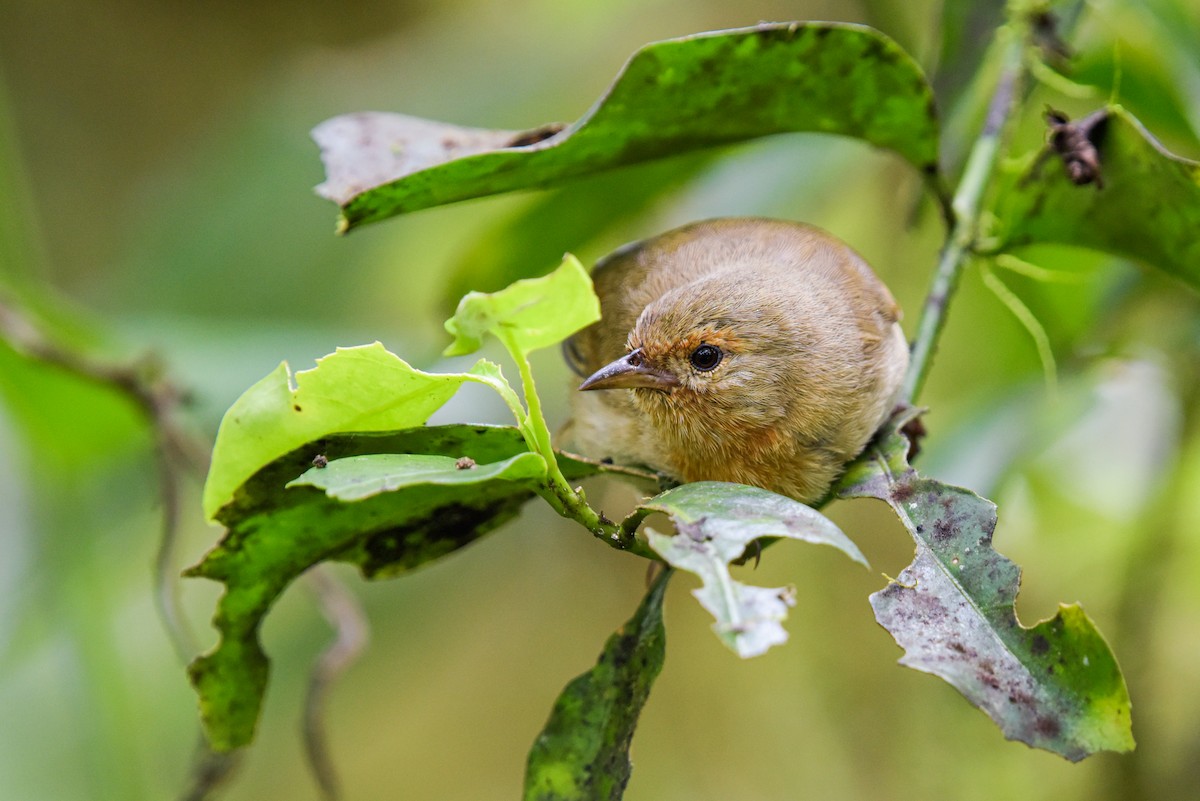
[
  {"left": 837, "top": 415, "right": 1134, "bottom": 761},
  {"left": 635, "top": 482, "right": 866, "bottom": 658},
  {"left": 993, "top": 105, "right": 1200, "bottom": 291},
  {"left": 313, "top": 22, "right": 941, "bottom": 231},
  {"left": 524, "top": 570, "right": 670, "bottom": 801},
  {"left": 357, "top": 500, "right": 521, "bottom": 578},
  {"left": 187, "top": 424, "right": 614, "bottom": 752}
]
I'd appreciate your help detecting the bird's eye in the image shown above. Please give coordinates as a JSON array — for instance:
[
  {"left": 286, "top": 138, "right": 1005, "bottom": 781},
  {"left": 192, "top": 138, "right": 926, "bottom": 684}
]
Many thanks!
[{"left": 689, "top": 344, "right": 722, "bottom": 372}]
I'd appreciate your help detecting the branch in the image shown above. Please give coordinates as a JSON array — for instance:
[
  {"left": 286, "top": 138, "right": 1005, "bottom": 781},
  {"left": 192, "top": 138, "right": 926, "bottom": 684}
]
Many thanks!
[
  {"left": 901, "top": 25, "right": 1026, "bottom": 405},
  {"left": 178, "top": 742, "right": 242, "bottom": 801},
  {"left": 303, "top": 566, "right": 370, "bottom": 801},
  {"left": 0, "top": 294, "right": 247, "bottom": 800},
  {"left": 0, "top": 294, "right": 209, "bottom": 661}
]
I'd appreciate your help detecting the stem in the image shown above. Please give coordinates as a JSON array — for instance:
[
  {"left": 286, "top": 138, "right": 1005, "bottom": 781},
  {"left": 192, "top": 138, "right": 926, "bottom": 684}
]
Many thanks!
[
  {"left": 0, "top": 295, "right": 211, "bottom": 662},
  {"left": 0, "top": 296, "right": 241, "bottom": 800},
  {"left": 303, "top": 566, "right": 369, "bottom": 801},
  {"left": 901, "top": 27, "right": 1026, "bottom": 405},
  {"left": 502, "top": 335, "right": 651, "bottom": 554},
  {"left": 506, "top": 344, "right": 577, "bottom": 516}
]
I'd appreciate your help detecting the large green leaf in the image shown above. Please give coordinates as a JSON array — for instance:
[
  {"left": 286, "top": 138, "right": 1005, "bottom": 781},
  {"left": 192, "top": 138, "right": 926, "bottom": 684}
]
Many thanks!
[
  {"left": 635, "top": 482, "right": 866, "bottom": 658},
  {"left": 524, "top": 569, "right": 670, "bottom": 801},
  {"left": 838, "top": 420, "right": 1134, "bottom": 761},
  {"left": 187, "top": 424, "right": 609, "bottom": 752},
  {"left": 314, "top": 22, "right": 940, "bottom": 231},
  {"left": 202, "top": 343, "right": 521, "bottom": 519},
  {"left": 994, "top": 105, "right": 1200, "bottom": 290}
]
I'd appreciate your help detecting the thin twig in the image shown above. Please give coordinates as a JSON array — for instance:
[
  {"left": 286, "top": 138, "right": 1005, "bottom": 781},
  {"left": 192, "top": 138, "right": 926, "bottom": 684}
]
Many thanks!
[
  {"left": 153, "top": 433, "right": 197, "bottom": 660},
  {"left": 0, "top": 295, "right": 241, "bottom": 801},
  {"left": 178, "top": 741, "right": 242, "bottom": 801},
  {"left": 304, "top": 565, "right": 371, "bottom": 801},
  {"left": 902, "top": 25, "right": 1027, "bottom": 405},
  {"left": 0, "top": 294, "right": 206, "bottom": 662},
  {"left": 903, "top": 0, "right": 1092, "bottom": 404}
]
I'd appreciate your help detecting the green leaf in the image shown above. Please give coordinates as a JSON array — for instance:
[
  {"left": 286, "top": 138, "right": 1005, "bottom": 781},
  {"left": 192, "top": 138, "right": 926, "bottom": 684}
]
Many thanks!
[
  {"left": 202, "top": 343, "right": 516, "bottom": 519},
  {"left": 188, "top": 424, "right": 600, "bottom": 751},
  {"left": 314, "top": 22, "right": 941, "bottom": 231},
  {"left": 524, "top": 569, "right": 670, "bottom": 801},
  {"left": 994, "top": 106, "right": 1200, "bottom": 290},
  {"left": 443, "top": 254, "right": 599, "bottom": 358},
  {"left": 636, "top": 482, "right": 866, "bottom": 658},
  {"left": 839, "top": 419, "right": 1134, "bottom": 761},
  {"left": 289, "top": 451, "right": 547, "bottom": 501}
]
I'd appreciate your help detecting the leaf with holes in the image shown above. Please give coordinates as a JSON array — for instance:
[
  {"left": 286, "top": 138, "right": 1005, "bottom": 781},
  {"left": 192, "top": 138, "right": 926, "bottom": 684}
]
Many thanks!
[
  {"left": 994, "top": 105, "right": 1200, "bottom": 291},
  {"left": 838, "top": 417, "right": 1134, "bottom": 761},
  {"left": 201, "top": 343, "right": 525, "bottom": 520},
  {"left": 188, "top": 424, "right": 616, "bottom": 751},
  {"left": 313, "top": 22, "right": 940, "bottom": 231},
  {"left": 524, "top": 569, "right": 671, "bottom": 801},
  {"left": 635, "top": 481, "right": 866, "bottom": 658},
  {"left": 443, "top": 254, "right": 599, "bottom": 358}
]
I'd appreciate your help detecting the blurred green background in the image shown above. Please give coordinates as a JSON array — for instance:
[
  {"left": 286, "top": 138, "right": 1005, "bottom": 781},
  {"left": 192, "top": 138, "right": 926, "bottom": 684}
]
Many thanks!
[{"left": 2, "top": 0, "right": 1199, "bottom": 799}]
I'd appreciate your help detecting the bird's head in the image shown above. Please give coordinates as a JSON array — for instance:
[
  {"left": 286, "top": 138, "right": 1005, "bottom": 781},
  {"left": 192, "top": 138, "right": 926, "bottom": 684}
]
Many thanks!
[{"left": 578, "top": 271, "right": 802, "bottom": 431}]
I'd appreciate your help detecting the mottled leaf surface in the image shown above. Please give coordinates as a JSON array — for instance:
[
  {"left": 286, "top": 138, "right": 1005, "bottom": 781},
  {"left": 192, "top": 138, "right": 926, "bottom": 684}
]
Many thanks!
[
  {"left": 188, "top": 425, "right": 603, "bottom": 751},
  {"left": 995, "top": 106, "right": 1200, "bottom": 290},
  {"left": 637, "top": 482, "right": 866, "bottom": 658},
  {"left": 524, "top": 569, "right": 670, "bottom": 801},
  {"left": 839, "top": 420, "right": 1134, "bottom": 761},
  {"left": 202, "top": 343, "right": 517, "bottom": 519},
  {"left": 314, "top": 22, "right": 940, "bottom": 230}
]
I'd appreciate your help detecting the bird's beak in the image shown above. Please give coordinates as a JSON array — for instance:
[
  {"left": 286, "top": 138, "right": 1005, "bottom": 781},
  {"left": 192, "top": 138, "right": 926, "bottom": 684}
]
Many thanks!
[{"left": 578, "top": 349, "right": 678, "bottom": 392}]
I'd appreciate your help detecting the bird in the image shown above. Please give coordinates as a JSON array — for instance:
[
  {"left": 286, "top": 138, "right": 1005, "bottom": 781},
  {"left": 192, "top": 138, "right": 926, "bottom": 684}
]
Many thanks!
[{"left": 561, "top": 217, "right": 909, "bottom": 504}]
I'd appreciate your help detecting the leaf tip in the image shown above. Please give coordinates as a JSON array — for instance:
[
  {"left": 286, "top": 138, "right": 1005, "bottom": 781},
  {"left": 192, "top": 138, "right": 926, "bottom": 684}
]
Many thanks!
[
  {"left": 441, "top": 338, "right": 478, "bottom": 358},
  {"left": 844, "top": 542, "right": 871, "bottom": 570}
]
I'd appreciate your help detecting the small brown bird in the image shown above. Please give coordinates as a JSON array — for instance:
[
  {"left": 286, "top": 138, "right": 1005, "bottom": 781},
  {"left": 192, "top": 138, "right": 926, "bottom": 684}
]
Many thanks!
[{"left": 562, "top": 218, "right": 908, "bottom": 504}]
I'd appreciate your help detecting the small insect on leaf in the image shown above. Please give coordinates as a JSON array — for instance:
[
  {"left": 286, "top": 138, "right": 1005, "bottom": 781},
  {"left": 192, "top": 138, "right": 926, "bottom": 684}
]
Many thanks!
[{"left": 1045, "top": 107, "right": 1104, "bottom": 188}]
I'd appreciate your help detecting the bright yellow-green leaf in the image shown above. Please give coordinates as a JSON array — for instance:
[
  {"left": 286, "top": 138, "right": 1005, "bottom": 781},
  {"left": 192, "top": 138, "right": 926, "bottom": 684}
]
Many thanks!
[
  {"left": 443, "top": 255, "right": 599, "bottom": 358},
  {"left": 202, "top": 343, "right": 510, "bottom": 519}
]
